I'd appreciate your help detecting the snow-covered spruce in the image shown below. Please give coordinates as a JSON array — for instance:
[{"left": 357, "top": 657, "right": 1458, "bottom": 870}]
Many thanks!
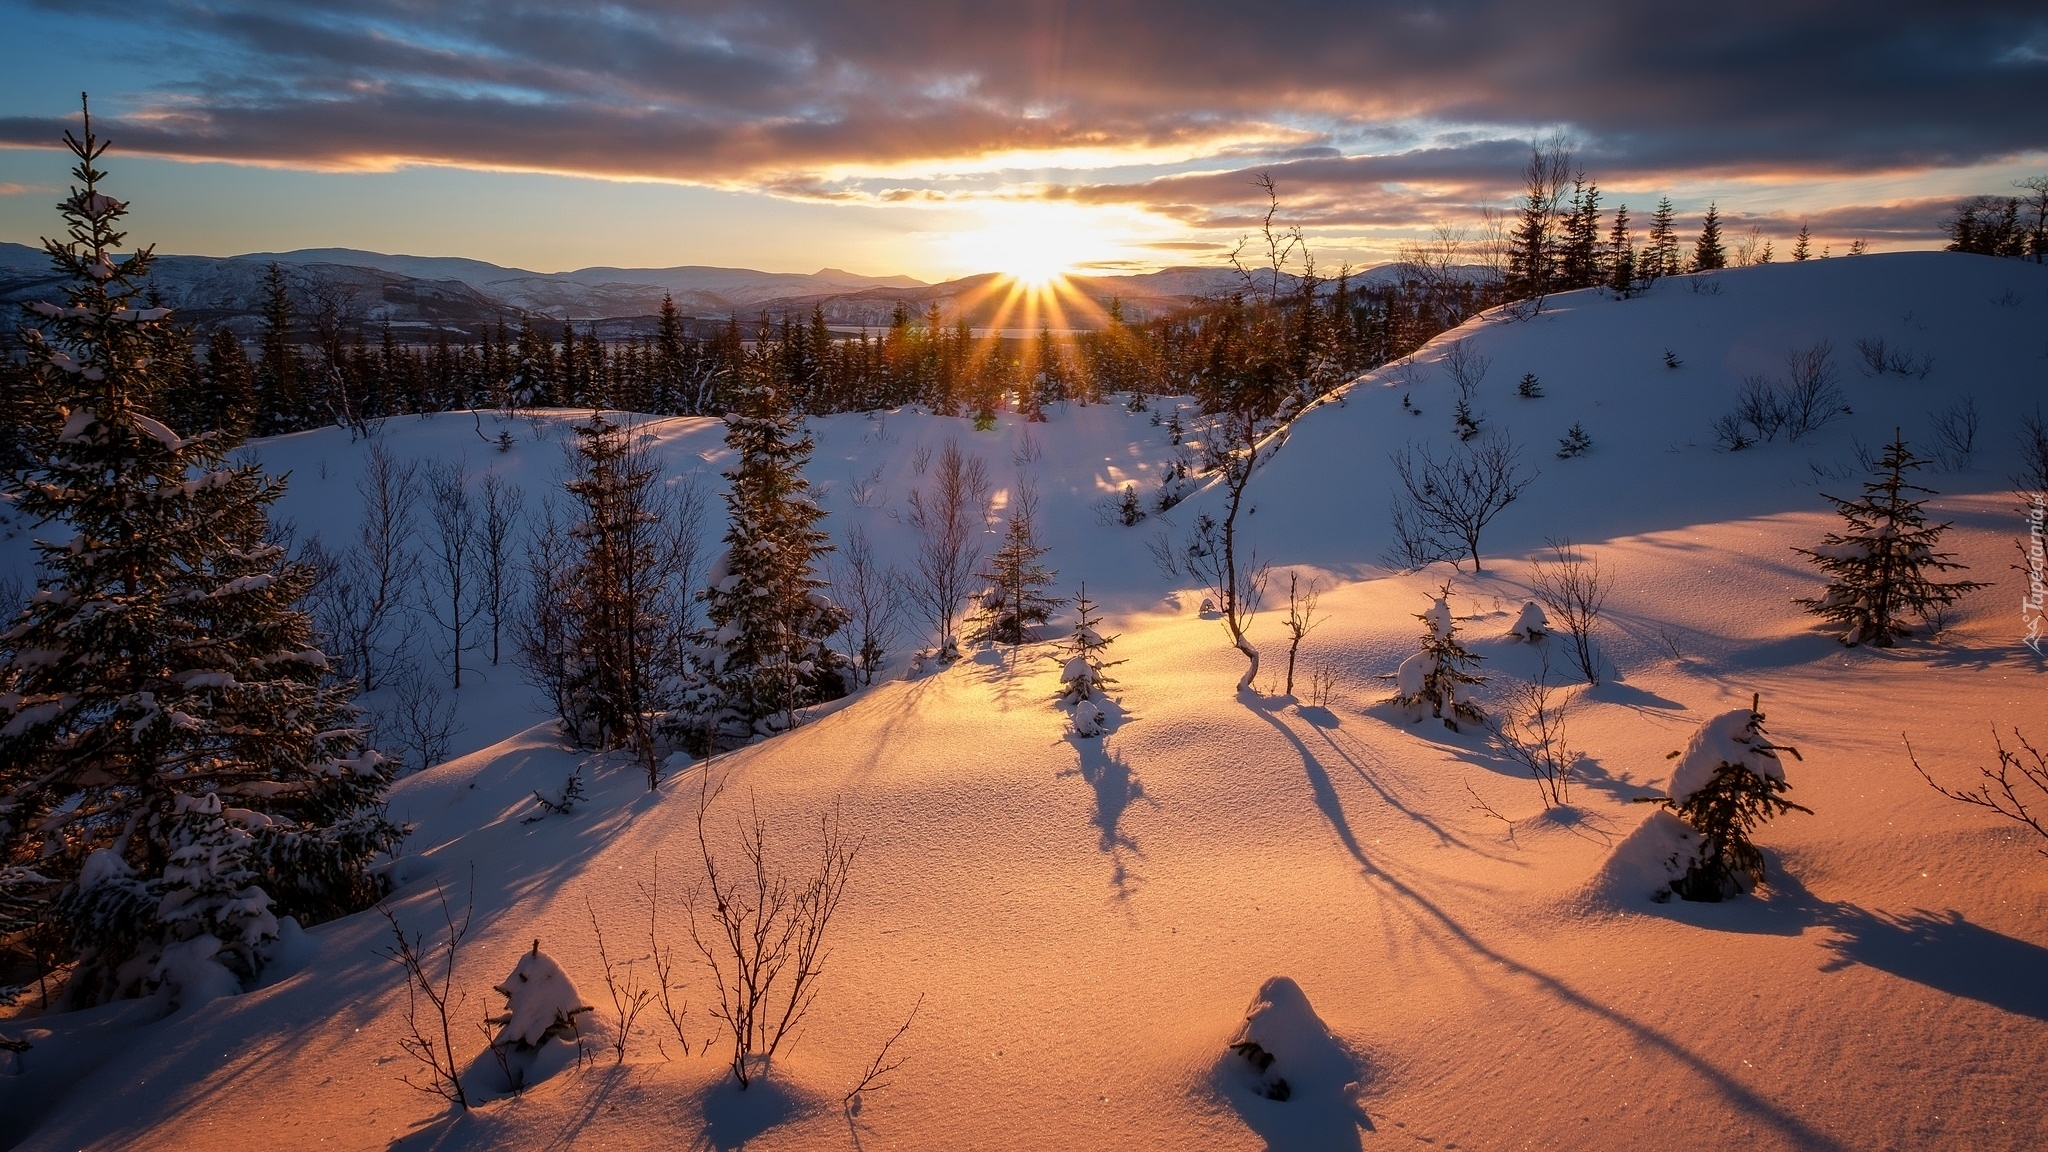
[
  {"left": 1389, "top": 584, "right": 1486, "bottom": 730},
  {"left": 1218, "top": 976, "right": 1364, "bottom": 1116},
  {"left": 489, "top": 940, "right": 591, "bottom": 1049},
  {"left": 0, "top": 113, "right": 399, "bottom": 1006},
  {"left": 485, "top": 940, "right": 591, "bottom": 1093},
  {"left": 1793, "top": 432, "right": 1985, "bottom": 647},
  {"left": 1649, "top": 694, "right": 1812, "bottom": 902},
  {"left": 688, "top": 381, "right": 849, "bottom": 748},
  {"left": 1053, "top": 585, "right": 1123, "bottom": 737},
  {"left": 1508, "top": 600, "right": 1549, "bottom": 641}
]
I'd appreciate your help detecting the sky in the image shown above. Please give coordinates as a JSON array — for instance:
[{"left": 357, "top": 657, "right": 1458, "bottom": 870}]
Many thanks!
[{"left": 0, "top": 1, "right": 2044, "bottom": 282}]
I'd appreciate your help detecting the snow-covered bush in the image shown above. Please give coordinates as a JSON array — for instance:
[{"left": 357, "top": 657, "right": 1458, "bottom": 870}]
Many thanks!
[
  {"left": 1389, "top": 584, "right": 1486, "bottom": 730},
  {"left": 1217, "top": 977, "right": 1365, "bottom": 1120},
  {"left": 1652, "top": 695, "right": 1811, "bottom": 902},
  {"left": 489, "top": 941, "right": 591, "bottom": 1050},
  {"left": 1054, "top": 586, "right": 1124, "bottom": 737},
  {"left": 1508, "top": 600, "right": 1548, "bottom": 641}
]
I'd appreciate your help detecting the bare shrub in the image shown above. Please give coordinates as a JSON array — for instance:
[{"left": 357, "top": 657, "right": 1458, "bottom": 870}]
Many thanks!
[
  {"left": 903, "top": 442, "right": 992, "bottom": 654},
  {"left": 846, "top": 463, "right": 885, "bottom": 508},
  {"left": 477, "top": 473, "right": 525, "bottom": 667},
  {"left": 377, "top": 882, "right": 474, "bottom": 1110},
  {"left": 1780, "top": 341, "right": 1845, "bottom": 441},
  {"left": 1908, "top": 728, "right": 2048, "bottom": 854},
  {"left": 1735, "top": 375, "right": 1786, "bottom": 442},
  {"left": 1855, "top": 336, "right": 1935, "bottom": 379},
  {"left": 1442, "top": 338, "right": 1491, "bottom": 400},
  {"left": 424, "top": 460, "right": 482, "bottom": 689},
  {"left": 1709, "top": 414, "right": 1756, "bottom": 452},
  {"left": 1384, "top": 492, "right": 1458, "bottom": 569},
  {"left": 1304, "top": 663, "right": 1338, "bottom": 709},
  {"left": 642, "top": 859, "right": 691, "bottom": 1060},
  {"left": 2013, "top": 405, "right": 2048, "bottom": 494},
  {"left": 843, "top": 993, "right": 924, "bottom": 1111},
  {"left": 1280, "top": 572, "right": 1326, "bottom": 698},
  {"left": 310, "top": 445, "right": 421, "bottom": 690},
  {"left": 512, "top": 497, "right": 577, "bottom": 724},
  {"left": 586, "top": 897, "right": 651, "bottom": 1064},
  {"left": 1389, "top": 432, "right": 1536, "bottom": 573},
  {"left": 1928, "top": 396, "right": 1980, "bottom": 472},
  {"left": 832, "top": 525, "right": 903, "bottom": 687},
  {"left": 1486, "top": 660, "right": 1582, "bottom": 808},
  {"left": 688, "top": 782, "right": 858, "bottom": 1090},
  {"left": 1165, "top": 510, "right": 1271, "bottom": 691},
  {"left": 1528, "top": 537, "right": 1607, "bottom": 685},
  {"left": 378, "top": 661, "right": 462, "bottom": 772}
]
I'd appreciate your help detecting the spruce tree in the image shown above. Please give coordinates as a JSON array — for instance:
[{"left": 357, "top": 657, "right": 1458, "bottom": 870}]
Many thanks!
[
  {"left": 253, "top": 262, "right": 302, "bottom": 435},
  {"left": 559, "top": 413, "right": 671, "bottom": 781},
  {"left": 1605, "top": 204, "right": 1636, "bottom": 296},
  {"left": 969, "top": 489, "right": 1060, "bottom": 647},
  {"left": 1659, "top": 695, "right": 1811, "bottom": 902},
  {"left": 1646, "top": 197, "right": 1679, "bottom": 281},
  {"left": 0, "top": 103, "right": 399, "bottom": 1004},
  {"left": 1794, "top": 433, "right": 1987, "bottom": 647},
  {"left": 693, "top": 381, "right": 848, "bottom": 746},
  {"left": 1691, "top": 203, "right": 1727, "bottom": 272},
  {"left": 200, "top": 325, "right": 257, "bottom": 439},
  {"left": 1792, "top": 224, "right": 1812, "bottom": 262},
  {"left": 1561, "top": 178, "right": 1603, "bottom": 289},
  {"left": 1390, "top": 584, "right": 1486, "bottom": 730},
  {"left": 1053, "top": 585, "right": 1123, "bottom": 736}
]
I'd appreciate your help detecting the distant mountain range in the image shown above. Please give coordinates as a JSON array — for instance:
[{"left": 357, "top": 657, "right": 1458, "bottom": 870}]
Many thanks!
[
  {"left": 0, "top": 237, "right": 1441, "bottom": 336},
  {"left": 0, "top": 242, "right": 1428, "bottom": 340}
]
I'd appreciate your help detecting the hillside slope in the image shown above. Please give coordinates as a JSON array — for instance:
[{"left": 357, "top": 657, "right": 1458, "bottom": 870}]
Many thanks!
[{"left": 3, "top": 254, "right": 2045, "bottom": 1151}]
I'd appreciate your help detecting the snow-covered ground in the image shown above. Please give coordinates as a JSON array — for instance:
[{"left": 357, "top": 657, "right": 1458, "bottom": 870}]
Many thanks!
[{"left": 4, "top": 252, "right": 2046, "bottom": 1150}]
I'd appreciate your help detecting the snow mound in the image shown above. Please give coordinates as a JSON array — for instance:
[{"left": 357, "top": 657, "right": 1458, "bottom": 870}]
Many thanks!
[
  {"left": 1216, "top": 976, "right": 1368, "bottom": 1144},
  {"left": 149, "top": 933, "right": 242, "bottom": 1011},
  {"left": 1584, "top": 809, "right": 1702, "bottom": 906}
]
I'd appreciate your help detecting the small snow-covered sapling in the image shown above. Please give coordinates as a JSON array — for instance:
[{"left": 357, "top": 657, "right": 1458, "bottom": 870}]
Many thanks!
[
  {"left": 1117, "top": 483, "right": 1144, "bottom": 526},
  {"left": 488, "top": 940, "right": 592, "bottom": 1052},
  {"left": 1653, "top": 694, "right": 1811, "bottom": 901},
  {"left": 1664, "top": 349, "right": 1683, "bottom": 369},
  {"left": 1453, "top": 398, "right": 1482, "bottom": 441},
  {"left": 1389, "top": 583, "right": 1486, "bottom": 730},
  {"left": 1518, "top": 372, "right": 1544, "bottom": 398},
  {"left": 1557, "top": 422, "right": 1592, "bottom": 458}
]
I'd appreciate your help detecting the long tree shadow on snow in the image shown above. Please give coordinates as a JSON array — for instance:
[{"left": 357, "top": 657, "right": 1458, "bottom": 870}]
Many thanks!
[
  {"left": 1820, "top": 906, "right": 2048, "bottom": 1022},
  {"left": 1253, "top": 698, "right": 1504, "bottom": 860},
  {"left": 1058, "top": 723, "right": 1153, "bottom": 899},
  {"left": 1241, "top": 704, "right": 1850, "bottom": 1151}
]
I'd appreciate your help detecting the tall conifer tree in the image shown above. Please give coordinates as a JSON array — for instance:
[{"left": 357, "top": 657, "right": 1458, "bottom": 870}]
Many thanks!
[
  {"left": 1691, "top": 203, "right": 1727, "bottom": 272},
  {"left": 694, "top": 380, "right": 848, "bottom": 745},
  {"left": 0, "top": 102, "right": 398, "bottom": 1004}
]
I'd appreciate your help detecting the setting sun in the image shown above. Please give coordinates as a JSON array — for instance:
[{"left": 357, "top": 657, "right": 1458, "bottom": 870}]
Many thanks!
[{"left": 945, "top": 202, "right": 1116, "bottom": 286}]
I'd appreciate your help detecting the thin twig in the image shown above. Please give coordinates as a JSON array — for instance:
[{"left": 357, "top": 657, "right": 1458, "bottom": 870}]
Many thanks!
[{"left": 843, "top": 992, "right": 926, "bottom": 1106}]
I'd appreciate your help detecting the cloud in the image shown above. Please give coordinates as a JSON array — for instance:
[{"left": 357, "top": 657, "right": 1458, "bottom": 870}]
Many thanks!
[{"left": 2, "top": 0, "right": 2042, "bottom": 216}]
